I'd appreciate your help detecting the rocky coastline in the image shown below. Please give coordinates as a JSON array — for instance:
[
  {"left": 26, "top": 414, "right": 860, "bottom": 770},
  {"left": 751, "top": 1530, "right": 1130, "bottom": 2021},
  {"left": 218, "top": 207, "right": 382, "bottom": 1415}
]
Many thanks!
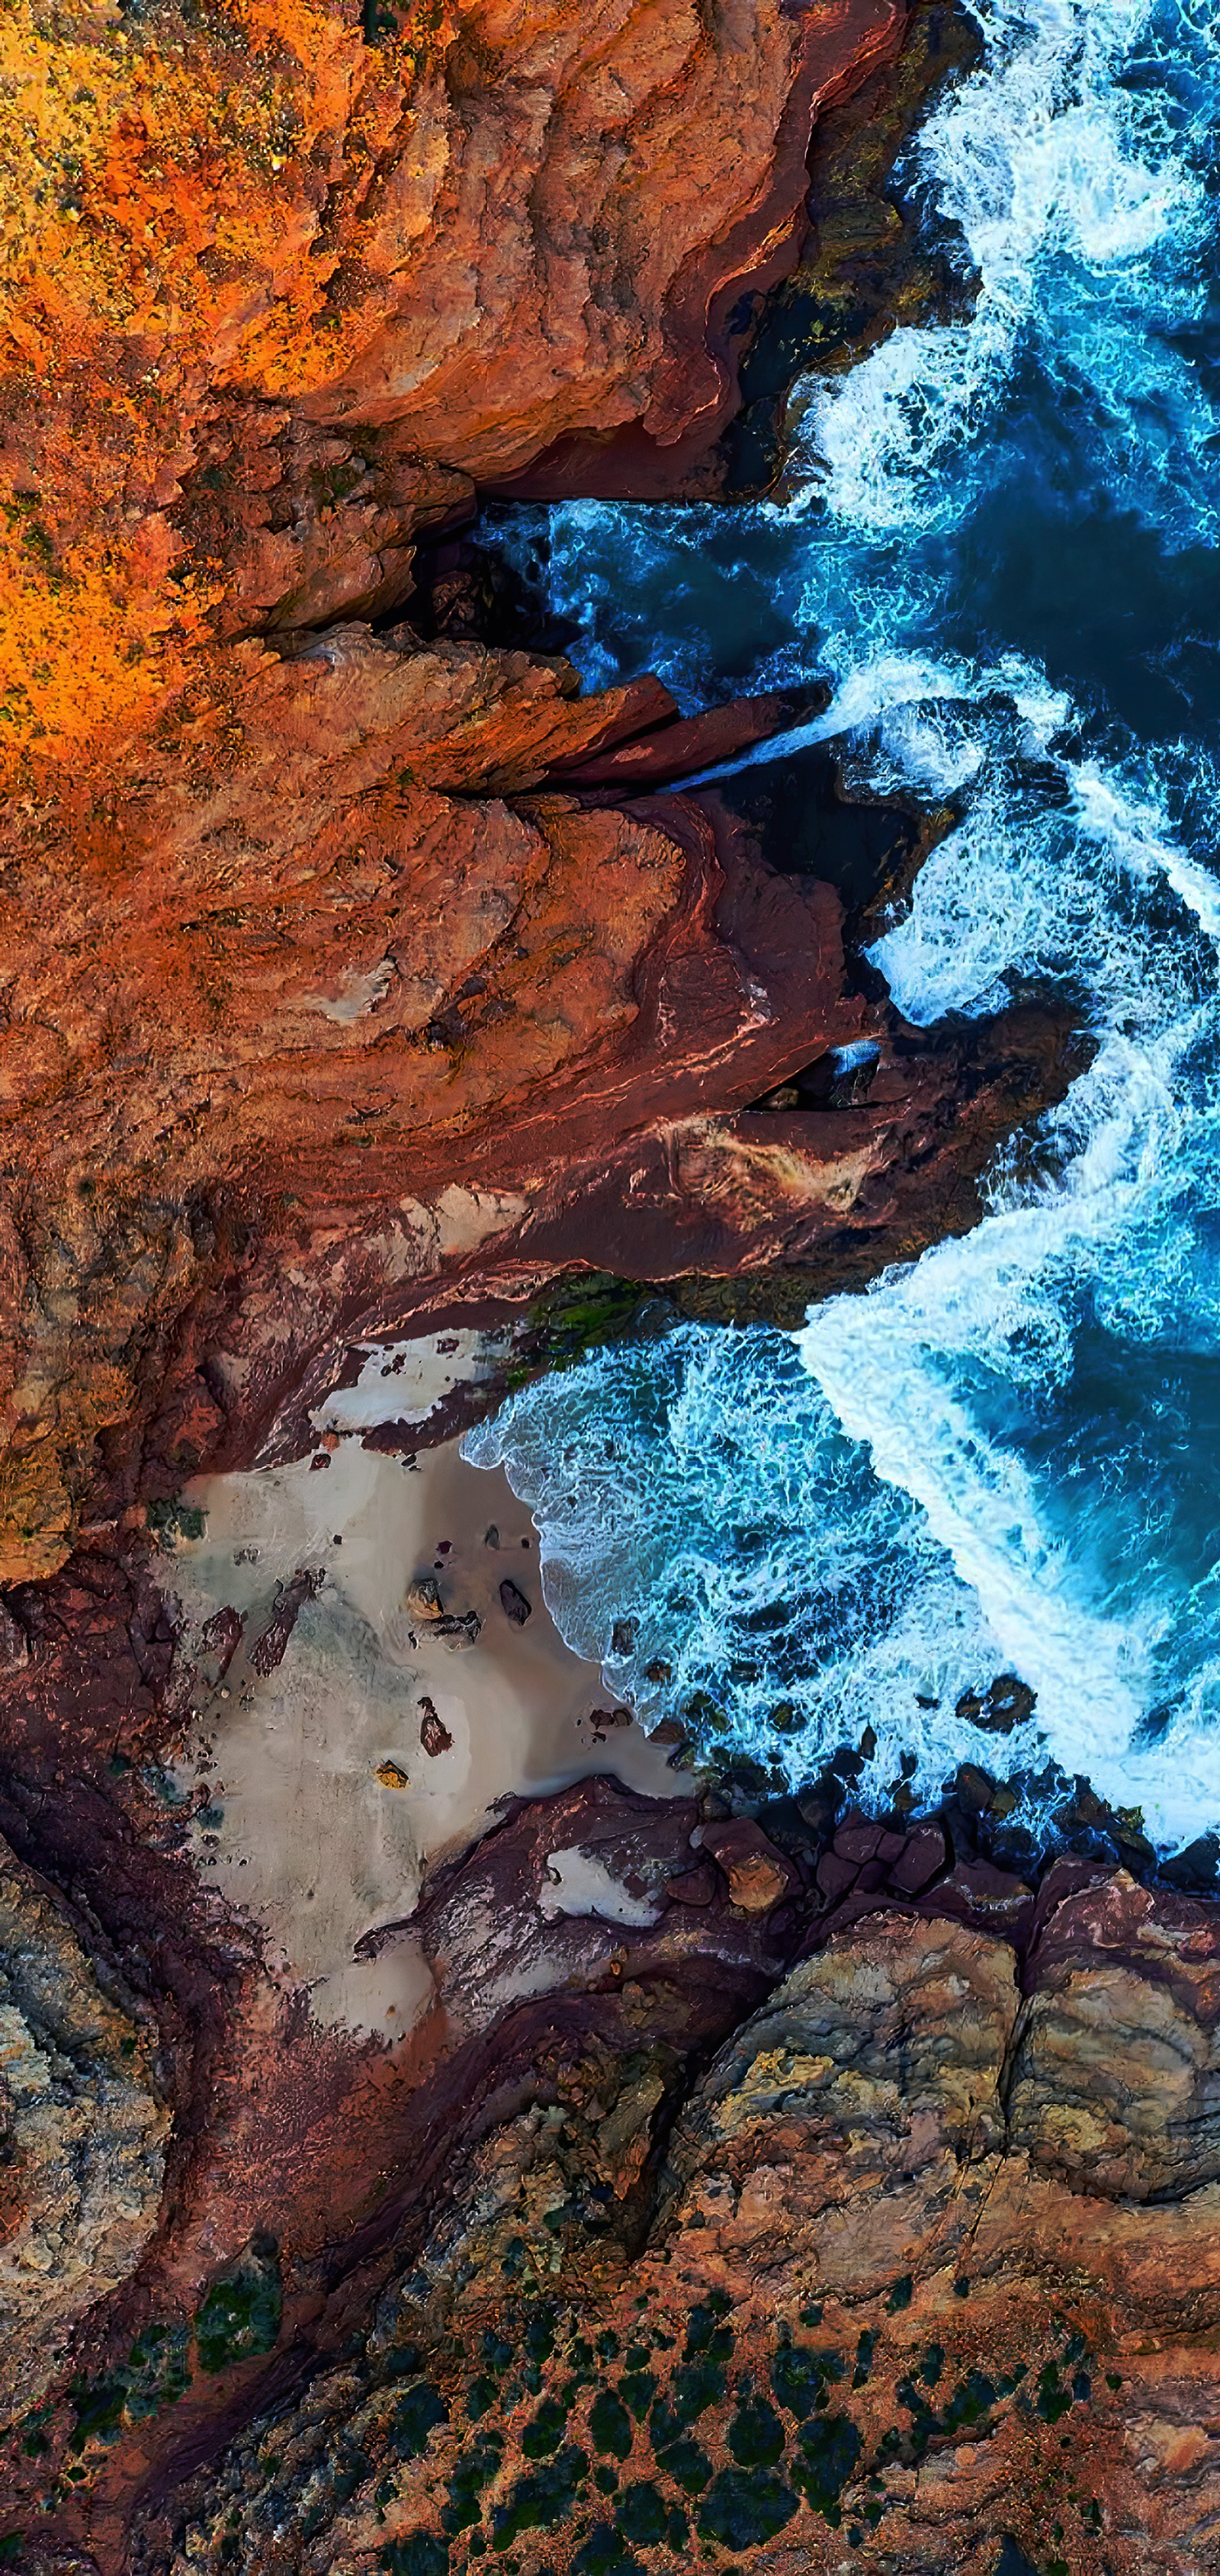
[{"left": 2, "top": 2, "right": 1217, "bottom": 2571}]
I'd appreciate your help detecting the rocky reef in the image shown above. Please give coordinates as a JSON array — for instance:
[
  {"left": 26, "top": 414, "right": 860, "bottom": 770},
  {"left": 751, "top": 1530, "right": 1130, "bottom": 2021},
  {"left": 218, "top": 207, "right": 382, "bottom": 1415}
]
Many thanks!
[{"left": 2, "top": 0, "right": 1215, "bottom": 2570}]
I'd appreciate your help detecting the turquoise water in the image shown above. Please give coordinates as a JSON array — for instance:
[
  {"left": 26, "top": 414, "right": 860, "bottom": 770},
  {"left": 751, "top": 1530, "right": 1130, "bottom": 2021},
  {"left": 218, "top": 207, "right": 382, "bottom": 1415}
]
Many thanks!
[{"left": 465, "top": 0, "right": 1220, "bottom": 1848}]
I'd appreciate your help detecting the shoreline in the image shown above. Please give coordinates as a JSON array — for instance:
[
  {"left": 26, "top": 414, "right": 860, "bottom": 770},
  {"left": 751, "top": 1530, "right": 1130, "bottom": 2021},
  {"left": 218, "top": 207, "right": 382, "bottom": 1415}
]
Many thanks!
[{"left": 167, "top": 1415, "right": 683, "bottom": 2041}]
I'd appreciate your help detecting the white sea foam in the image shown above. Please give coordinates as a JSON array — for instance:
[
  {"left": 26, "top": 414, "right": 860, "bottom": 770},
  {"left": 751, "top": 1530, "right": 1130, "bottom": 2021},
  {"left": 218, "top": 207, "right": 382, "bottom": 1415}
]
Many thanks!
[
  {"left": 467, "top": 0, "right": 1220, "bottom": 1848},
  {"left": 465, "top": 1325, "right": 1013, "bottom": 1794},
  {"left": 792, "top": 0, "right": 1212, "bottom": 543}
]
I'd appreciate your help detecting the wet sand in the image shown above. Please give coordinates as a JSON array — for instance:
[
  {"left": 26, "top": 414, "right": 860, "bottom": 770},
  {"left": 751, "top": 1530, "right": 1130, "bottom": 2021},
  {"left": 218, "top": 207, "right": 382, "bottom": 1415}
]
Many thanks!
[{"left": 169, "top": 1392, "right": 682, "bottom": 2042}]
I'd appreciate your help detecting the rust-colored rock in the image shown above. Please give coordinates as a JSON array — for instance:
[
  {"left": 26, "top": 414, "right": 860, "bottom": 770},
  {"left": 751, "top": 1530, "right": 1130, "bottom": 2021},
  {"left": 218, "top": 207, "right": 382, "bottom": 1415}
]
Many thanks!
[
  {"left": 113, "top": 1884, "right": 1220, "bottom": 2576},
  {"left": 1, "top": 0, "right": 904, "bottom": 767},
  {"left": 702, "top": 1816, "right": 795, "bottom": 1913},
  {"left": 418, "top": 1696, "right": 453, "bottom": 1757},
  {"left": 0, "top": 0, "right": 920, "bottom": 1585}
]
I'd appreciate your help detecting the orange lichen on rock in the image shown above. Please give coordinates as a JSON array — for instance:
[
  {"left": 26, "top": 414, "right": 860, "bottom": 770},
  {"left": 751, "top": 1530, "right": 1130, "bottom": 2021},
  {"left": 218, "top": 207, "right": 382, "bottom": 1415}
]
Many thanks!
[
  {"left": 0, "top": 0, "right": 902, "bottom": 774},
  {"left": 0, "top": 0, "right": 913, "bottom": 1579},
  {"left": 0, "top": 0, "right": 380, "bottom": 760}
]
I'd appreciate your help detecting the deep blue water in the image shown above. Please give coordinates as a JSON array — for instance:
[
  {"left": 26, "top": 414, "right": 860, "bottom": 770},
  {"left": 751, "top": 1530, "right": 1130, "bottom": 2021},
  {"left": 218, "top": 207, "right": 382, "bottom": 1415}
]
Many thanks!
[{"left": 466, "top": 0, "right": 1220, "bottom": 1848}]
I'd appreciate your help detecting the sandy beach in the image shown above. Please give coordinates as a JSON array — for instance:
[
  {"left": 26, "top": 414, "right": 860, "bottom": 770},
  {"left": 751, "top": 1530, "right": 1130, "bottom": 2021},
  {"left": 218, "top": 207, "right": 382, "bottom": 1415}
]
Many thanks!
[{"left": 167, "top": 1335, "right": 682, "bottom": 2041}]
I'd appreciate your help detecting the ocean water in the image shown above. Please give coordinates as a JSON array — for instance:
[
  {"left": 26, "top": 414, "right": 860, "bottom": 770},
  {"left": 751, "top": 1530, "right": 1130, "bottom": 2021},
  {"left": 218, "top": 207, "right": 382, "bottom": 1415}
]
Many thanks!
[{"left": 465, "top": 0, "right": 1220, "bottom": 1848}]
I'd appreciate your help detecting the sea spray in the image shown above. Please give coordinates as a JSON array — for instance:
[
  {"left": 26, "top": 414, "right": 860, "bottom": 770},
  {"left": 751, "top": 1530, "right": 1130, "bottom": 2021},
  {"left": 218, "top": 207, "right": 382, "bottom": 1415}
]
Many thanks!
[{"left": 791, "top": 0, "right": 1215, "bottom": 544}]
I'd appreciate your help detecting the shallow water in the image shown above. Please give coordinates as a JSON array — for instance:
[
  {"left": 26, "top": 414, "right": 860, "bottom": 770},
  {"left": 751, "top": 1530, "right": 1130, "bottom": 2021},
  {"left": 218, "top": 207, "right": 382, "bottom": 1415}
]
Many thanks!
[{"left": 466, "top": 0, "right": 1220, "bottom": 1848}]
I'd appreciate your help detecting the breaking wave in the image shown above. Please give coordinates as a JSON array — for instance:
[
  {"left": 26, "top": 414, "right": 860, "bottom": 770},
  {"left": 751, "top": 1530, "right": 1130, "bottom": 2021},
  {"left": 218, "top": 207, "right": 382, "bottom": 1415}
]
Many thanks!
[{"left": 467, "top": 0, "right": 1220, "bottom": 1848}]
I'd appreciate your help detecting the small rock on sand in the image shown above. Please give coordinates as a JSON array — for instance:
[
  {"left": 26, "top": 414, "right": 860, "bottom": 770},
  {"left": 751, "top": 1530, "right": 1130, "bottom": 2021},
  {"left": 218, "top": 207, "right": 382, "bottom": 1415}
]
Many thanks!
[
  {"left": 419, "top": 1698, "right": 454, "bottom": 1758},
  {"left": 499, "top": 1579, "right": 531, "bottom": 1627},
  {"left": 434, "top": 1609, "right": 482, "bottom": 1645},
  {"left": 406, "top": 1576, "right": 444, "bottom": 1620}
]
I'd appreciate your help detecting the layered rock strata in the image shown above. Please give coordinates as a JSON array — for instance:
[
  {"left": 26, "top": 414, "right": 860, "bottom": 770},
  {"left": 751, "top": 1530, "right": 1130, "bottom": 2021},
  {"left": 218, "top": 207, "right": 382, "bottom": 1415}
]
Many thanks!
[{"left": 0, "top": 0, "right": 1015, "bottom": 1592}]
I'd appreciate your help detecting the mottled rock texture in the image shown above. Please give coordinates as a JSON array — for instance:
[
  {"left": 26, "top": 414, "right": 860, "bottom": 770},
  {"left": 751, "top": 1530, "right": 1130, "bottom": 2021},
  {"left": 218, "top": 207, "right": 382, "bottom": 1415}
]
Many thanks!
[
  {"left": 125, "top": 1881, "right": 1220, "bottom": 2576},
  {"left": 0, "top": 1834, "right": 168, "bottom": 2420},
  {"left": 2, "top": 1784, "right": 1218, "bottom": 2572}
]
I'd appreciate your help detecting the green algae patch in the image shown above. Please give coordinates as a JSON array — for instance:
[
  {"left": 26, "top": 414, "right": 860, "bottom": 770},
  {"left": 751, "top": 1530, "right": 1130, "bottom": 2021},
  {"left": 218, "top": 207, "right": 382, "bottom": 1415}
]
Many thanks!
[
  {"left": 67, "top": 2321, "right": 193, "bottom": 2455},
  {"left": 522, "top": 2394, "right": 572, "bottom": 2459},
  {"left": 525, "top": 2308, "right": 560, "bottom": 2364},
  {"left": 614, "top": 2480, "right": 669, "bottom": 2545},
  {"left": 1035, "top": 2361, "right": 1073, "bottom": 2424},
  {"left": 390, "top": 2382, "right": 449, "bottom": 2460},
  {"left": 490, "top": 2443, "right": 588, "bottom": 2549},
  {"left": 789, "top": 2413, "right": 862, "bottom": 2521},
  {"left": 652, "top": 2431, "right": 711, "bottom": 2495},
  {"left": 467, "top": 2375, "right": 502, "bottom": 2421},
  {"left": 666, "top": 2358, "right": 725, "bottom": 2423},
  {"left": 769, "top": 2341, "right": 845, "bottom": 2421},
  {"left": 726, "top": 2391, "right": 785, "bottom": 2468},
  {"left": 572, "top": 2521, "right": 643, "bottom": 2575},
  {"left": 506, "top": 1276, "right": 650, "bottom": 1392},
  {"left": 195, "top": 2243, "right": 282, "bottom": 2375},
  {"left": 697, "top": 2466, "right": 799, "bottom": 2549},
  {"left": 381, "top": 2536, "right": 449, "bottom": 2576},
  {"left": 589, "top": 2391, "right": 634, "bottom": 2459},
  {"left": 684, "top": 2298, "right": 733, "bottom": 2356},
  {"left": 442, "top": 2436, "right": 504, "bottom": 2534},
  {"left": 618, "top": 2370, "right": 657, "bottom": 2422}
]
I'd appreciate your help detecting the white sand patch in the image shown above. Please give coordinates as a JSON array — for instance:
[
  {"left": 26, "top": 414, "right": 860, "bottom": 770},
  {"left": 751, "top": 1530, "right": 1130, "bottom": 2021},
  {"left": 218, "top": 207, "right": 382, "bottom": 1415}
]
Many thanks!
[
  {"left": 538, "top": 1847, "right": 663, "bottom": 1929},
  {"left": 313, "top": 1328, "right": 512, "bottom": 1435},
  {"left": 168, "top": 1378, "right": 682, "bottom": 2044},
  {"left": 314, "top": 1944, "right": 438, "bottom": 2039}
]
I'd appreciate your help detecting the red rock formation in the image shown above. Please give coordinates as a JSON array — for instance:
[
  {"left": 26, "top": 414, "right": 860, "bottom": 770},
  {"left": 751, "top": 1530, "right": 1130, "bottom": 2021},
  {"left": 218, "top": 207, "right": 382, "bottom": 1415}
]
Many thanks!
[
  {"left": 0, "top": 0, "right": 920, "bottom": 1586},
  {"left": 0, "top": 625, "right": 1082, "bottom": 1583},
  {"left": 0, "top": 9, "right": 1144, "bottom": 2568}
]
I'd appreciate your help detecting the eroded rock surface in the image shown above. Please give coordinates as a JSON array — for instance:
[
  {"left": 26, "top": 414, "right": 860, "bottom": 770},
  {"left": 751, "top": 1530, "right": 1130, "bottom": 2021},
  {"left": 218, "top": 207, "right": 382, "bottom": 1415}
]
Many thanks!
[
  {"left": 0, "top": 0, "right": 1060, "bottom": 1597},
  {"left": 127, "top": 1887, "right": 1220, "bottom": 2576},
  {"left": 8, "top": 1743, "right": 1220, "bottom": 2571},
  {"left": 1009, "top": 1871, "right": 1220, "bottom": 2204},
  {"left": 0, "top": 1835, "right": 168, "bottom": 2421}
]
